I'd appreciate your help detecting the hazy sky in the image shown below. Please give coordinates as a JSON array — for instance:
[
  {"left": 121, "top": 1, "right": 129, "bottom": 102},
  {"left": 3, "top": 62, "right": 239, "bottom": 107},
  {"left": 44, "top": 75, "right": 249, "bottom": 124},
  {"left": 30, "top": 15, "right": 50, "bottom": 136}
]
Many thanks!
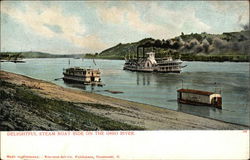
[{"left": 1, "top": 1, "right": 249, "bottom": 54}]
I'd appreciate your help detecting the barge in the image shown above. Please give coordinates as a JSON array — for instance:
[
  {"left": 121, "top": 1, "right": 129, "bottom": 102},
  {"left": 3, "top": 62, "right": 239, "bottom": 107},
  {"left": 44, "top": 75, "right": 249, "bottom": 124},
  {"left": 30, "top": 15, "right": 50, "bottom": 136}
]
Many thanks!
[
  {"left": 177, "top": 89, "right": 222, "bottom": 109},
  {"left": 123, "top": 46, "right": 185, "bottom": 73},
  {"left": 63, "top": 67, "right": 102, "bottom": 85}
]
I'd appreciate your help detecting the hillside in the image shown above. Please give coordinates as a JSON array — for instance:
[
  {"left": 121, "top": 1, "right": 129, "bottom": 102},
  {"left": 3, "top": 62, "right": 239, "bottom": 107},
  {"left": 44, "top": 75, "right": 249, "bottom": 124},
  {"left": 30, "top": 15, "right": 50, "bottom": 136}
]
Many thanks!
[
  {"left": 0, "top": 51, "right": 85, "bottom": 59},
  {"left": 95, "top": 30, "right": 250, "bottom": 61}
]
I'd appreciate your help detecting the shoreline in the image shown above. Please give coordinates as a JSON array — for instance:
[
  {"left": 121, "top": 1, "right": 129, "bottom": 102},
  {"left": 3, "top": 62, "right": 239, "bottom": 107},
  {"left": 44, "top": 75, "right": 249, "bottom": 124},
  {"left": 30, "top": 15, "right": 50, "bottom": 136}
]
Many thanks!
[
  {"left": 83, "top": 56, "right": 250, "bottom": 62},
  {"left": 0, "top": 70, "right": 248, "bottom": 130},
  {"left": 1, "top": 55, "right": 249, "bottom": 62}
]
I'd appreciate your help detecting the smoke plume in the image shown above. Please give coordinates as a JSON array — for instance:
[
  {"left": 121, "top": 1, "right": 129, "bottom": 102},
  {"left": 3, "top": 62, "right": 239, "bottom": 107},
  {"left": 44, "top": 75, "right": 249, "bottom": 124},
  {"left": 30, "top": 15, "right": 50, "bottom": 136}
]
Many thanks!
[{"left": 241, "top": 24, "right": 249, "bottom": 31}]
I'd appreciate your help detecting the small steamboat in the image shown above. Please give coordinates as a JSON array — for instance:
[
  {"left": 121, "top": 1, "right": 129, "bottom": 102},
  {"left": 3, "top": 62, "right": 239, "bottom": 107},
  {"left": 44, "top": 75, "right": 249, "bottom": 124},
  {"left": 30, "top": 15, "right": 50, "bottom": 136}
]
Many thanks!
[
  {"left": 63, "top": 67, "right": 101, "bottom": 85},
  {"left": 123, "top": 46, "right": 185, "bottom": 73}
]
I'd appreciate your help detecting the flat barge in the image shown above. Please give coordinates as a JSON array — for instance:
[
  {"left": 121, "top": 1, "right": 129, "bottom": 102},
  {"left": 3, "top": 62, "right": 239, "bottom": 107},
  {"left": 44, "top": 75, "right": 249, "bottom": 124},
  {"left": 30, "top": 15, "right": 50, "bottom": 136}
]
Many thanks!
[{"left": 177, "top": 89, "right": 222, "bottom": 109}]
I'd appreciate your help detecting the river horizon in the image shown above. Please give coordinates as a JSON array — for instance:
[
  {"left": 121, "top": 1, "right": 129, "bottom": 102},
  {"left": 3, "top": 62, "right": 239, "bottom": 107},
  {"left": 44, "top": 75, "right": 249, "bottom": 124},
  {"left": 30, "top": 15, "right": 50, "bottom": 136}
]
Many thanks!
[{"left": 1, "top": 58, "right": 249, "bottom": 126}]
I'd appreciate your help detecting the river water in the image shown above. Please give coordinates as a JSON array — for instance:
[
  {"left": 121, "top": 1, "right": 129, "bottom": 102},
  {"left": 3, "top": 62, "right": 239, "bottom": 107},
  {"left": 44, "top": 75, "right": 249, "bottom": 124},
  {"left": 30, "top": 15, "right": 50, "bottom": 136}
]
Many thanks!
[{"left": 1, "top": 58, "right": 249, "bottom": 126}]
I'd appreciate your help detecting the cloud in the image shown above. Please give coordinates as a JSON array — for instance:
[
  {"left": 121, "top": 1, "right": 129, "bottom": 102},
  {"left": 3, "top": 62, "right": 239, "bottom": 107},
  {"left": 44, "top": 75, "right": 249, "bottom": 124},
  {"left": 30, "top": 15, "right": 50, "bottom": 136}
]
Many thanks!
[
  {"left": 70, "top": 34, "right": 108, "bottom": 51},
  {"left": 209, "top": 1, "right": 249, "bottom": 25},
  {"left": 126, "top": 9, "right": 171, "bottom": 38},
  {"left": 2, "top": 3, "right": 56, "bottom": 38},
  {"left": 95, "top": 2, "right": 211, "bottom": 39},
  {"left": 1, "top": 2, "right": 107, "bottom": 51},
  {"left": 2, "top": 1, "right": 246, "bottom": 53},
  {"left": 43, "top": 24, "right": 63, "bottom": 34},
  {"left": 209, "top": 1, "right": 248, "bottom": 12},
  {"left": 95, "top": 3, "right": 170, "bottom": 38},
  {"left": 146, "top": 3, "right": 211, "bottom": 35},
  {"left": 97, "top": 6, "right": 126, "bottom": 24}
]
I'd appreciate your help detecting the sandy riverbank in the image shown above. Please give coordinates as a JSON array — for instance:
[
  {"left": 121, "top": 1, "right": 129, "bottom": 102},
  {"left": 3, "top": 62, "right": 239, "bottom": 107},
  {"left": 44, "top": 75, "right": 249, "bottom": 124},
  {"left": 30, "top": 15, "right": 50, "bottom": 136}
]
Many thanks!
[{"left": 0, "top": 70, "right": 247, "bottom": 130}]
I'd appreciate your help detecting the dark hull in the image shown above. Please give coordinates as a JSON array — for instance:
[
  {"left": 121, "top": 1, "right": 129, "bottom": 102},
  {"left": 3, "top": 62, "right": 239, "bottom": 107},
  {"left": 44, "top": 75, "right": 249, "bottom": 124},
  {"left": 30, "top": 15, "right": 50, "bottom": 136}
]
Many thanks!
[
  {"left": 63, "top": 77, "right": 102, "bottom": 86},
  {"left": 178, "top": 99, "right": 222, "bottom": 109},
  {"left": 123, "top": 67, "right": 181, "bottom": 73}
]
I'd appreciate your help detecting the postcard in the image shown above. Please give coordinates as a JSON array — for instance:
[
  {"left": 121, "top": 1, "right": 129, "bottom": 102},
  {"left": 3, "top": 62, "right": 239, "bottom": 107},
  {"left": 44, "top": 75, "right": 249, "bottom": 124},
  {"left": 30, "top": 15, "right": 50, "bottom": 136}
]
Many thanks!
[{"left": 0, "top": 1, "right": 249, "bottom": 159}]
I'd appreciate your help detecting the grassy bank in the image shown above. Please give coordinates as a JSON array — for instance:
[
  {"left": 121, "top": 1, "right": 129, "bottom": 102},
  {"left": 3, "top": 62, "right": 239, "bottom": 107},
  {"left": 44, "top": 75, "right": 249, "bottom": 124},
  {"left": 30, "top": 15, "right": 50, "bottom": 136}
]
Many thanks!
[{"left": 0, "top": 80, "right": 143, "bottom": 131}]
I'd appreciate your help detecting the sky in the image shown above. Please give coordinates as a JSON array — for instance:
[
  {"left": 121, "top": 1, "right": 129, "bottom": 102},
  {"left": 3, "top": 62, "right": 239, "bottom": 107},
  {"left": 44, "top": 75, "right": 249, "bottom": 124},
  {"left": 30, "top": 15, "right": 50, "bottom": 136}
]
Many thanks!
[{"left": 1, "top": 1, "right": 249, "bottom": 54}]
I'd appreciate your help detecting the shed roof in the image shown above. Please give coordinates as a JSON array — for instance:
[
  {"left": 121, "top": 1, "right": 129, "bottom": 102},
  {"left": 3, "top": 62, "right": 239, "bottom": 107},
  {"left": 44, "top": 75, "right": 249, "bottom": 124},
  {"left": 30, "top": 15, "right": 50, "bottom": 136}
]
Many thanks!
[
  {"left": 66, "top": 67, "right": 99, "bottom": 72},
  {"left": 177, "top": 89, "right": 214, "bottom": 96}
]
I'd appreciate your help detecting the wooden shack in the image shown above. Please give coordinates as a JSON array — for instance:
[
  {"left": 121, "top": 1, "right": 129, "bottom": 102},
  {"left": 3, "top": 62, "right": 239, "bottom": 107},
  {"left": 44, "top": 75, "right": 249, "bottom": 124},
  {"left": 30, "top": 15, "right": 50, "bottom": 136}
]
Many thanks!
[{"left": 177, "top": 89, "right": 222, "bottom": 109}]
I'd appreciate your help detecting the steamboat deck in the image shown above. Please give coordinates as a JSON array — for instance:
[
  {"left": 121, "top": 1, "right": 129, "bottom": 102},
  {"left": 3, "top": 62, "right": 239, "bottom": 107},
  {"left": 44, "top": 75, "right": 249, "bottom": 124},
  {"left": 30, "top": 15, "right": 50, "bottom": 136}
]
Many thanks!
[
  {"left": 123, "top": 46, "right": 185, "bottom": 73},
  {"left": 63, "top": 67, "right": 102, "bottom": 85}
]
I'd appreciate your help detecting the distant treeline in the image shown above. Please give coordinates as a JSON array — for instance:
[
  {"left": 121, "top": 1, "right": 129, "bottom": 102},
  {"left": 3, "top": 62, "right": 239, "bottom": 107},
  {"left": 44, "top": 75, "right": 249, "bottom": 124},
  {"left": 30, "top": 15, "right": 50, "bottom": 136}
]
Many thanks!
[
  {"left": 84, "top": 53, "right": 124, "bottom": 60},
  {"left": 181, "top": 54, "right": 249, "bottom": 62},
  {"left": 96, "top": 30, "right": 250, "bottom": 62},
  {"left": 0, "top": 52, "right": 85, "bottom": 59},
  {"left": 85, "top": 53, "right": 249, "bottom": 62}
]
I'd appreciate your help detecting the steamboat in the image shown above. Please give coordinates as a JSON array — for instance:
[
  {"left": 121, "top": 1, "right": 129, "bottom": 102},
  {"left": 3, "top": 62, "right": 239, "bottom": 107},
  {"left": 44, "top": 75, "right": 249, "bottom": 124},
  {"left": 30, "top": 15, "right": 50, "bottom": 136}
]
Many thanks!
[
  {"left": 123, "top": 46, "right": 185, "bottom": 73},
  {"left": 63, "top": 67, "right": 102, "bottom": 85}
]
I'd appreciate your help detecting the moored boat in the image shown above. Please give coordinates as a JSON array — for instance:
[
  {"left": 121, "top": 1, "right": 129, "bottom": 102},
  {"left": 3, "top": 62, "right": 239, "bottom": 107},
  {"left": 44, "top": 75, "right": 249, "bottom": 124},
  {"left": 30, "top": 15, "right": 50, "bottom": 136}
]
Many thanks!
[
  {"left": 177, "top": 88, "right": 222, "bottom": 109},
  {"left": 63, "top": 67, "right": 102, "bottom": 85}
]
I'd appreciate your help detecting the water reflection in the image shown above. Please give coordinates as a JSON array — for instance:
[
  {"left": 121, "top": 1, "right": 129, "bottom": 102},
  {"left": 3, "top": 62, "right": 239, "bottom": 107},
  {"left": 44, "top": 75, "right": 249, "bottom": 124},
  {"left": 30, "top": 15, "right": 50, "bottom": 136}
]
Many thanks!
[
  {"left": 63, "top": 81, "right": 87, "bottom": 90},
  {"left": 63, "top": 81, "right": 105, "bottom": 93},
  {"left": 135, "top": 72, "right": 182, "bottom": 86},
  {"left": 136, "top": 72, "right": 151, "bottom": 86},
  {"left": 177, "top": 103, "right": 216, "bottom": 117},
  {"left": 1, "top": 58, "right": 249, "bottom": 126}
]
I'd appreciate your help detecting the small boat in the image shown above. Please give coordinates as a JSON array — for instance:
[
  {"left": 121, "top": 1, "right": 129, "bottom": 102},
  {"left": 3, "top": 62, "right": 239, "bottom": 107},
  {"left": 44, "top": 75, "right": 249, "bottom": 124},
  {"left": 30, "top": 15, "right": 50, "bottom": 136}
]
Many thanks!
[
  {"left": 104, "top": 90, "right": 124, "bottom": 94},
  {"left": 63, "top": 67, "right": 102, "bottom": 85},
  {"left": 177, "top": 88, "right": 222, "bottom": 109},
  {"left": 10, "top": 60, "right": 26, "bottom": 63}
]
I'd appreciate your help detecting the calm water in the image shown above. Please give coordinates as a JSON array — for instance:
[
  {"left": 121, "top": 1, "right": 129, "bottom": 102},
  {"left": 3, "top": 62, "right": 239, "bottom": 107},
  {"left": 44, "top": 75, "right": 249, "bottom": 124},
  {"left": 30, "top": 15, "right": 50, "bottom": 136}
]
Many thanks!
[{"left": 1, "top": 58, "right": 249, "bottom": 126}]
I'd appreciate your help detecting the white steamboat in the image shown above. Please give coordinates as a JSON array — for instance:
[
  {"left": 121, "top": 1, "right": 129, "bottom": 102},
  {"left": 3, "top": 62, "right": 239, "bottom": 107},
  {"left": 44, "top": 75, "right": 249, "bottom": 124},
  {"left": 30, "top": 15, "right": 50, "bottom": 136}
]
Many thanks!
[
  {"left": 63, "top": 67, "right": 101, "bottom": 85},
  {"left": 124, "top": 47, "right": 185, "bottom": 73}
]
